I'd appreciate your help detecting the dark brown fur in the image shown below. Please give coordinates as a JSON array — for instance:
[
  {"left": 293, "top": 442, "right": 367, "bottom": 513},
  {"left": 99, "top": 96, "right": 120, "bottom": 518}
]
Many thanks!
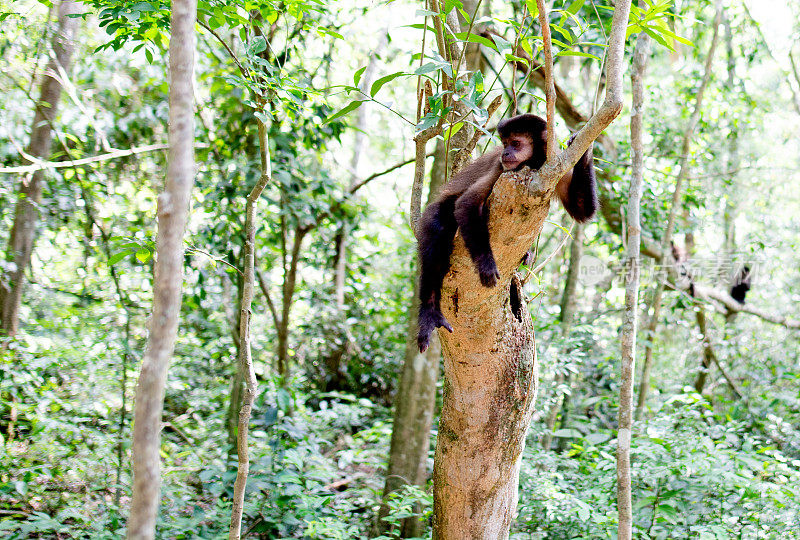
[
  {"left": 416, "top": 114, "right": 597, "bottom": 352},
  {"left": 730, "top": 265, "right": 751, "bottom": 304}
]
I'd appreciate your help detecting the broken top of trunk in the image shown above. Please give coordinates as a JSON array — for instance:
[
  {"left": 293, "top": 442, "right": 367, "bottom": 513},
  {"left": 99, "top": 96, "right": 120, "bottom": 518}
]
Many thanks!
[{"left": 439, "top": 166, "right": 551, "bottom": 350}]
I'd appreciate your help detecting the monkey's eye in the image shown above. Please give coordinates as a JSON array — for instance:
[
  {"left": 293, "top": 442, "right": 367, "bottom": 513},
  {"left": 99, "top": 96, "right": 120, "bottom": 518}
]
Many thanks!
[{"left": 511, "top": 141, "right": 520, "bottom": 148}]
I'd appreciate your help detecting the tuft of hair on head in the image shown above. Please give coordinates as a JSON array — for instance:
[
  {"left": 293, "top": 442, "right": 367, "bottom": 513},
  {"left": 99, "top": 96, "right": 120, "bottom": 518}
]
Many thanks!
[{"left": 497, "top": 114, "right": 547, "bottom": 138}]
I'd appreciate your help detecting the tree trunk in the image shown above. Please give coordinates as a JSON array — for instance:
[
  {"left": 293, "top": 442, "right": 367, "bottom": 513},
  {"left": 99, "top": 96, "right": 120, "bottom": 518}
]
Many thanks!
[
  {"left": 430, "top": 0, "right": 631, "bottom": 532},
  {"left": 558, "top": 224, "right": 584, "bottom": 332},
  {"left": 229, "top": 117, "right": 272, "bottom": 540},
  {"left": 634, "top": 5, "right": 723, "bottom": 420},
  {"left": 276, "top": 227, "right": 306, "bottom": 383},
  {"left": 693, "top": 308, "right": 714, "bottom": 394},
  {"left": 126, "top": 1, "right": 196, "bottom": 537},
  {"left": 379, "top": 140, "right": 447, "bottom": 538},
  {"left": 1, "top": 0, "right": 80, "bottom": 337},
  {"left": 380, "top": 0, "right": 480, "bottom": 532},
  {"left": 617, "top": 31, "right": 650, "bottom": 540},
  {"left": 542, "top": 224, "right": 584, "bottom": 451}
]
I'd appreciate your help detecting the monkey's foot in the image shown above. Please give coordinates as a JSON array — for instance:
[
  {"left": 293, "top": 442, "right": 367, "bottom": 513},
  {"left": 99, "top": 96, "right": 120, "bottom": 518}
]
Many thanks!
[
  {"left": 476, "top": 254, "right": 501, "bottom": 287},
  {"left": 417, "top": 307, "right": 453, "bottom": 353}
]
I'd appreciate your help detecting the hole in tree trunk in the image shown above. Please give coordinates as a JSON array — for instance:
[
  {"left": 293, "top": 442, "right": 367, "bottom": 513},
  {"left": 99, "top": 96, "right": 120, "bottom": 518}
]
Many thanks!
[{"left": 509, "top": 274, "right": 524, "bottom": 322}]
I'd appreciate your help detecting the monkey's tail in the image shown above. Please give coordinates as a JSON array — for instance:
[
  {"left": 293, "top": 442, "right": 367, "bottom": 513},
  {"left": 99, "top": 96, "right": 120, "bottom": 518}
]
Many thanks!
[{"left": 417, "top": 305, "right": 453, "bottom": 353}]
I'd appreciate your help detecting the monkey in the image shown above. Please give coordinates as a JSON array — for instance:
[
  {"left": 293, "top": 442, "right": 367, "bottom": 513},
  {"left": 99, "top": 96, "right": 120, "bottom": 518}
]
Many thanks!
[
  {"left": 671, "top": 240, "right": 696, "bottom": 297},
  {"left": 730, "top": 265, "right": 751, "bottom": 304},
  {"left": 416, "top": 114, "right": 598, "bottom": 353}
]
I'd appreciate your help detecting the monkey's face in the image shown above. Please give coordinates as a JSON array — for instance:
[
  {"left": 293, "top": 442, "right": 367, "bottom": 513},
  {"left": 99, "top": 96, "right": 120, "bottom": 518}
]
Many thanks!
[{"left": 500, "top": 134, "right": 535, "bottom": 171}]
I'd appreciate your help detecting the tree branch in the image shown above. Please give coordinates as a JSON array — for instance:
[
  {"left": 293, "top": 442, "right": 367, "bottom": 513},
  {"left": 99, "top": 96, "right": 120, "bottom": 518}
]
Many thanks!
[{"left": 536, "top": 0, "right": 556, "bottom": 159}]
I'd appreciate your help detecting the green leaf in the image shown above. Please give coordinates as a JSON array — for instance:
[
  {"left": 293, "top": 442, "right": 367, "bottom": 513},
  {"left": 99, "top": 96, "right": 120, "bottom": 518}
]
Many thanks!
[
  {"left": 353, "top": 65, "right": 367, "bottom": 87},
  {"left": 553, "top": 428, "right": 582, "bottom": 438},
  {"left": 324, "top": 100, "right": 365, "bottom": 123},
  {"left": 107, "top": 251, "right": 130, "bottom": 266},
  {"left": 565, "top": 0, "right": 585, "bottom": 15},
  {"left": 443, "top": 122, "right": 463, "bottom": 142},
  {"left": 525, "top": 0, "right": 539, "bottom": 20},
  {"left": 453, "top": 31, "right": 495, "bottom": 49},
  {"left": 643, "top": 27, "right": 671, "bottom": 50},
  {"left": 248, "top": 36, "right": 267, "bottom": 55},
  {"left": 403, "top": 23, "right": 438, "bottom": 33},
  {"left": 584, "top": 432, "right": 611, "bottom": 444},
  {"left": 442, "top": 0, "right": 462, "bottom": 16},
  {"left": 416, "top": 113, "right": 439, "bottom": 132},
  {"left": 317, "top": 27, "right": 343, "bottom": 40},
  {"left": 131, "top": 1, "right": 156, "bottom": 12},
  {"left": 370, "top": 71, "right": 405, "bottom": 97},
  {"left": 556, "top": 50, "right": 601, "bottom": 61},
  {"left": 135, "top": 249, "right": 151, "bottom": 263},
  {"left": 488, "top": 33, "right": 512, "bottom": 56},
  {"left": 504, "top": 53, "right": 529, "bottom": 66},
  {"left": 413, "top": 62, "right": 441, "bottom": 76}
]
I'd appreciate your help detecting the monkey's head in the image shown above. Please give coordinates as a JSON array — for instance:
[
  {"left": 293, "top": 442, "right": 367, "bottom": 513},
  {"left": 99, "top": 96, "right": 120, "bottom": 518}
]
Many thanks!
[{"left": 497, "top": 114, "right": 548, "bottom": 171}]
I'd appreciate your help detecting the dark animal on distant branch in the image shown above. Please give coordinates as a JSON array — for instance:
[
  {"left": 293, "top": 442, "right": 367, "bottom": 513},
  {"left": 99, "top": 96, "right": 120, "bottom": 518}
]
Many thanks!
[{"left": 730, "top": 265, "right": 751, "bottom": 304}]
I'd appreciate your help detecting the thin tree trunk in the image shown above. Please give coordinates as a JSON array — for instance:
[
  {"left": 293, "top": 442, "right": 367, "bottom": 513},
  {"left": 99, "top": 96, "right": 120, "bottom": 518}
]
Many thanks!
[
  {"left": 224, "top": 270, "right": 244, "bottom": 451},
  {"left": 693, "top": 306, "right": 743, "bottom": 398},
  {"left": 276, "top": 226, "right": 306, "bottom": 383},
  {"left": 126, "top": 2, "right": 196, "bottom": 537},
  {"left": 693, "top": 308, "right": 714, "bottom": 394},
  {"left": 617, "top": 31, "right": 650, "bottom": 540},
  {"left": 634, "top": 4, "right": 723, "bottom": 421},
  {"left": 1, "top": 0, "right": 80, "bottom": 337},
  {"left": 325, "top": 34, "right": 386, "bottom": 387},
  {"left": 558, "top": 224, "right": 584, "bottom": 332},
  {"left": 379, "top": 1, "right": 478, "bottom": 533},
  {"left": 378, "top": 141, "right": 446, "bottom": 538},
  {"left": 721, "top": 14, "right": 739, "bottom": 259},
  {"left": 229, "top": 118, "right": 272, "bottom": 540},
  {"left": 432, "top": 0, "right": 631, "bottom": 534},
  {"left": 226, "top": 354, "right": 243, "bottom": 450},
  {"left": 542, "top": 224, "right": 584, "bottom": 451}
]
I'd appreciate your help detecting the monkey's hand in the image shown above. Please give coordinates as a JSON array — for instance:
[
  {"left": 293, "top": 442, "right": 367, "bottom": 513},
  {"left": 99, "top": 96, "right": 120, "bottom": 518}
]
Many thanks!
[
  {"left": 417, "top": 306, "right": 453, "bottom": 353},
  {"left": 476, "top": 253, "right": 501, "bottom": 287}
]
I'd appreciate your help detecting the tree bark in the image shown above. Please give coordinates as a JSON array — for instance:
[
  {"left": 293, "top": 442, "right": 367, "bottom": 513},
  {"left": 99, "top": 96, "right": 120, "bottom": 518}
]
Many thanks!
[
  {"left": 635, "top": 4, "right": 723, "bottom": 421},
  {"left": 1, "top": 0, "right": 80, "bottom": 337},
  {"left": 617, "top": 31, "right": 650, "bottom": 540},
  {"left": 224, "top": 270, "right": 244, "bottom": 451},
  {"left": 229, "top": 118, "right": 272, "bottom": 540},
  {"left": 126, "top": 1, "right": 196, "bottom": 537},
  {"left": 275, "top": 226, "right": 306, "bottom": 382}
]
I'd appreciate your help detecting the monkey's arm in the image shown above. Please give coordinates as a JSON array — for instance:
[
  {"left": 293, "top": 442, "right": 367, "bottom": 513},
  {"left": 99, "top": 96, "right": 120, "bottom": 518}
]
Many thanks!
[
  {"left": 454, "top": 171, "right": 502, "bottom": 287},
  {"left": 555, "top": 139, "right": 597, "bottom": 223},
  {"left": 416, "top": 197, "right": 458, "bottom": 352}
]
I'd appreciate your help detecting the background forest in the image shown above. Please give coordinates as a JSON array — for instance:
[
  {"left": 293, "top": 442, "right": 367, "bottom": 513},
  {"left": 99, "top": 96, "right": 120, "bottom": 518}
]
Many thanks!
[{"left": 1, "top": 0, "right": 799, "bottom": 538}]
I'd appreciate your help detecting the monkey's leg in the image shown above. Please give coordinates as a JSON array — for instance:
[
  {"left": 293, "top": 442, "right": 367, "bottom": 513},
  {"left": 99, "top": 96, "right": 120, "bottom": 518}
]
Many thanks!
[
  {"left": 416, "top": 198, "right": 457, "bottom": 352},
  {"left": 454, "top": 180, "right": 500, "bottom": 287}
]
